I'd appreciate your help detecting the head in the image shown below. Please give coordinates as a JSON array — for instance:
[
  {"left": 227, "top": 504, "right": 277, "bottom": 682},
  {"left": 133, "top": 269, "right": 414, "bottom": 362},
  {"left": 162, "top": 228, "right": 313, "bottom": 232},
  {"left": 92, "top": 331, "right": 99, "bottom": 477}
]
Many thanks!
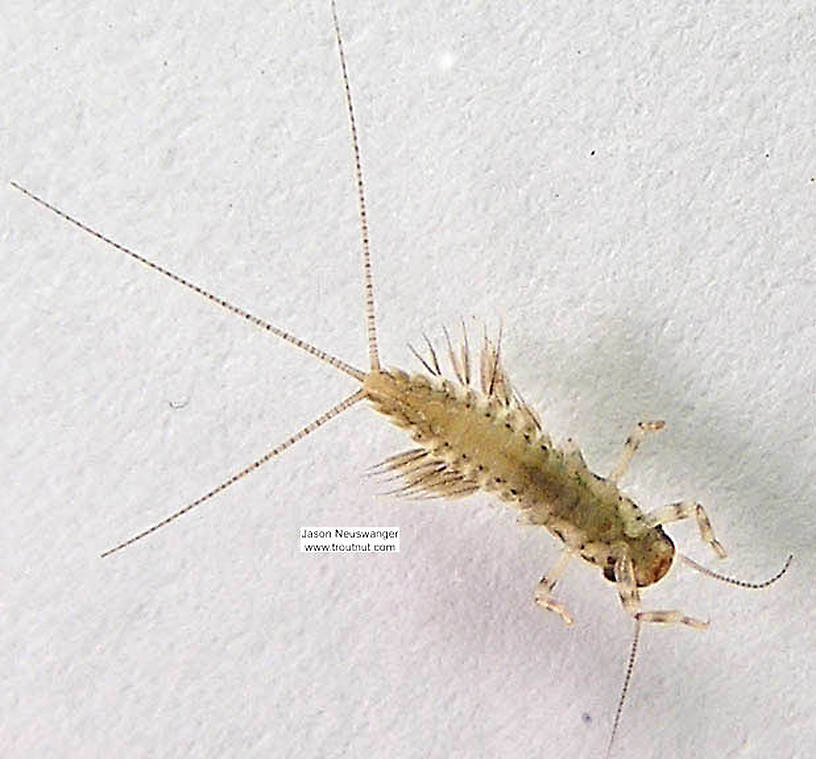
[{"left": 603, "top": 527, "right": 675, "bottom": 587}]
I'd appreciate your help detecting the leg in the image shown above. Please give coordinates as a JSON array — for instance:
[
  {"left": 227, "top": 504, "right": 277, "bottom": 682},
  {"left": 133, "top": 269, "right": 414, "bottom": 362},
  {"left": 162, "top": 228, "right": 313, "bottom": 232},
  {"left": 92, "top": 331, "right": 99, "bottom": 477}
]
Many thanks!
[
  {"left": 613, "top": 549, "right": 708, "bottom": 630},
  {"left": 643, "top": 500, "right": 728, "bottom": 558},
  {"left": 609, "top": 420, "right": 665, "bottom": 483},
  {"left": 534, "top": 549, "right": 574, "bottom": 626}
]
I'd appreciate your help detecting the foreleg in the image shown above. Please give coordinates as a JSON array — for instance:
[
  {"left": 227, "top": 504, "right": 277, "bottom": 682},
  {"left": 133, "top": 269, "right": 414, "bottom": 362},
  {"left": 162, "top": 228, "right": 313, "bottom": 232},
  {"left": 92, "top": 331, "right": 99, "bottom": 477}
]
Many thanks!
[
  {"left": 613, "top": 548, "right": 708, "bottom": 630},
  {"left": 642, "top": 500, "right": 727, "bottom": 558}
]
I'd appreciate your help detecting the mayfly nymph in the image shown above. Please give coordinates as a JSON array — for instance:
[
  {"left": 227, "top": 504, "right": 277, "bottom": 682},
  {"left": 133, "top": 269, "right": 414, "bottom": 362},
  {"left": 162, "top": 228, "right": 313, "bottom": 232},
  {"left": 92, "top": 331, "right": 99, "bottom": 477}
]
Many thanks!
[{"left": 10, "top": 2, "right": 792, "bottom": 756}]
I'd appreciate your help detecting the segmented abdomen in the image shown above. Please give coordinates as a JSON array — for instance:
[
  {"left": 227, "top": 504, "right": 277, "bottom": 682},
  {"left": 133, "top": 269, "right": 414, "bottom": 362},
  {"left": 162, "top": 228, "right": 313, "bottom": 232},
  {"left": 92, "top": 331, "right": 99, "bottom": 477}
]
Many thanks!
[{"left": 363, "top": 366, "right": 633, "bottom": 554}]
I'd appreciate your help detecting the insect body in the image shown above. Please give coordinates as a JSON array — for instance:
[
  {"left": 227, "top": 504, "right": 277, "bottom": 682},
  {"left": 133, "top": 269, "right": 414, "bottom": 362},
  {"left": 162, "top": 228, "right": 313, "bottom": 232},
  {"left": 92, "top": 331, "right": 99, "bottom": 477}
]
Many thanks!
[
  {"left": 365, "top": 345, "right": 722, "bottom": 630},
  {"left": 10, "top": 2, "right": 792, "bottom": 756},
  {"left": 366, "top": 349, "right": 680, "bottom": 593}
]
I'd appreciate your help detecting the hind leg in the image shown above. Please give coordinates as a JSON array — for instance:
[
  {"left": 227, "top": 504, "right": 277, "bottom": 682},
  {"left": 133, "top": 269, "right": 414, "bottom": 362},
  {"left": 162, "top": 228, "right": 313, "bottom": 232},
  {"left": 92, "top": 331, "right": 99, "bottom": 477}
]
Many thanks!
[
  {"left": 609, "top": 420, "right": 665, "bottom": 483},
  {"left": 534, "top": 549, "right": 574, "bottom": 626}
]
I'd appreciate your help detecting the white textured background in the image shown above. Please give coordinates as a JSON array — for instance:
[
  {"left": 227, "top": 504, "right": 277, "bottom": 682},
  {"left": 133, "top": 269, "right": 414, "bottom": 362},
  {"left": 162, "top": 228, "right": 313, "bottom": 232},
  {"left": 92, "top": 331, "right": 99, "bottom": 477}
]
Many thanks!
[{"left": 2, "top": 1, "right": 814, "bottom": 757}]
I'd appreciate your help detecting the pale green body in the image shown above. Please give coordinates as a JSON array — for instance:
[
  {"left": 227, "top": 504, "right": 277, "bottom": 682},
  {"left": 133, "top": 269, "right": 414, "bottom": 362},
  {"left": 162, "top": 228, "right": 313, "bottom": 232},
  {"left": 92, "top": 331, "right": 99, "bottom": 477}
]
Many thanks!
[{"left": 365, "top": 368, "right": 675, "bottom": 588}]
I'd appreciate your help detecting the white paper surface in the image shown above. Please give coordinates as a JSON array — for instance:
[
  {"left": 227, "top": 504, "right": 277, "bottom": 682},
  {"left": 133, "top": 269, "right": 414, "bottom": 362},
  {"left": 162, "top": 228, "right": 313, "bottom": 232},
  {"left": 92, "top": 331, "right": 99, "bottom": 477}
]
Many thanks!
[{"left": 2, "top": 1, "right": 814, "bottom": 757}]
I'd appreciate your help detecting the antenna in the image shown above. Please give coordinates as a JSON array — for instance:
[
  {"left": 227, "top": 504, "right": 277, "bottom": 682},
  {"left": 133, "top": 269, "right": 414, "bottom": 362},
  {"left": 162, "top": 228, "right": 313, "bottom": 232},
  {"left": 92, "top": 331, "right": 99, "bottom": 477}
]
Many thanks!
[
  {"left": 680, "top": 553, "right": 793, "bottom": 589},
  {"left": 606, "top": 553, "right": 792, "bottom": 757}
]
